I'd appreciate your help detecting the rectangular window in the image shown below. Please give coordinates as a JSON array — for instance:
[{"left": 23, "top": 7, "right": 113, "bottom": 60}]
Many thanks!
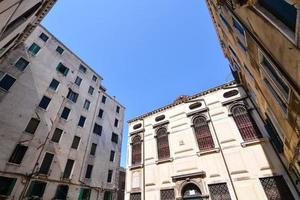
[
  {"left": 63, "top": 159, "right": 74, "bottom": 179},
  {"left": 79, "top": 64, "right": 87, "bottom": 73},
  {"left": 71, "top": 136, "right": 81, "bottom": 149},
  {"left": 15, "top": 57, "right": 29, "bottom": 71},
  {"left": 83, "top": 100, "right": 90, "bottom": 110},
  {"left": 26, "top": 181, "right": 46, "bottom": 198},
  {"left": 208, "top": 183, "right": 231, "bottom": 200},
  {"left": 56, "top": 63, "right": 69, "bottom": 76},
  {"left": 130, "top": 193, "right": 141, "bottom": 200},
  {"left": 24, "top": 118, "right": 40, "bottom": 134},
  {"left": 85, "top": 165, "right": 93, "bottom": 179},
  {"left": 102, "top": 95, "right": 107, "bottom": 103},
  {"left": 114, "top": 119, "right": 119, "bottom": 127},
  {"left": 78, "top": 116, "right": 86, "bottom": 127},
  {"left": 51, "top": 128, "right": 63, "bottom": 143},
  {"left": 0, "top": 74, "right": 16, "bottom": 91},
  {"left": 88, "top": 86, "right": 94, "bottom": 95},
  {"left": 39, "top": 152, "right": 54, "bottom": 175},
  {"left": 66, "top": 89, "right": 79, "bottom": 103},
  {"left": 93, "top": 123, "right": 102, "bottom": 135},
  {"left": 0, "top": 176, "right": 17, "bottom": 196},
  {"left": 56, "top": 46, "right": 64, "bottom": 54},
  {"left": 265, "top": 115, "right": 284, "bottom": 153},
  {"left": 98, "top": 109, "right": 104, "bottom": 118},
  {"left": 111, "top": 133, "right": 118, "bottom": 144},
  {"left": 28, "top": 43, "right": 41, "bottom": 55},
  {"left": 49, "top": 79, "right": 60, "bottom": 90},
  {"left": 75, "top": 76, "right": 82, "bottom": 86},
  {"left": 90, "top": 143, "right": 97, "bottom": 156},
  {"left": 116, "top": 106, "right": 120, "bottom": 113},
  {"left": 160, "top": 189, "right": 175, "bottom": 200},
  {"left": 39, "top": 33, "right": 49, "bottom": 42},
  {"left": 109, "top": 151, "right": 115, "bottom": 162},
  {"left": 38, "top": 96, "right": 51, "bottom": 110},
  {"left": 78, "top": 188, "right": 91, "bottom": 200},
  {"left": 54, "top": 185, "right": 69, "bottom": 200},
  {"left": 107, "top": 170, "right": 113, "bottom": 182},
  {"left": 92, "top": 75, "right": 97, "bottom": 82},
  {"left": 9, "top": 144, "right": 28, "bottom": 164},
  {"left": 61, "top": 107, "right": 71, "bottom": 120},
  {"left": 219, "top": 14, "right": 231, "bottom": 31}
]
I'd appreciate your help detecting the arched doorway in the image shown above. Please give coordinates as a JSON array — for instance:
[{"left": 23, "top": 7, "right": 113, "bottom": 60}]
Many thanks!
[{"left": 181, "top": 183, "right": 202, "bottom": 200}]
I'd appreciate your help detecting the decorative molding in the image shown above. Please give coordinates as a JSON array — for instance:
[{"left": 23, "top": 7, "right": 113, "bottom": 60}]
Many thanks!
[
  {"left": 155, "top": 157, "right": 173, "bottom": 165},
  {"left": 129, "top": 164, "right": 144, "bottom": 170},
  {"left": 196, "top": 148, "right": 220, "bottom": 156},
  {"left": 186, "top": 108, "right": 208, "bottom": 117},
  {"left": 153, "top": 121, "right": 169, "bottom": 129},
  {"left": 129, "top": 129, "right": 144, "bottom": 136},
  {"left": 241, "top": 138, "right": 267, "bottom": 147},
  {"left": 171, "top": 171, "right": 206, "bottom": 182}
]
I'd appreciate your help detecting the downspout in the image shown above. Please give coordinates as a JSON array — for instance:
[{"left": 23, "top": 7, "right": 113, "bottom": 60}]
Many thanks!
[{"left": 142, "top": 118, "right": 146, "bottom": 200}]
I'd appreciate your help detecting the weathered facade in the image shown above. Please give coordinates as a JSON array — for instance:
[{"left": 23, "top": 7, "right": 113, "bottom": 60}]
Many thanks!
[
  {"left": 118, "top": 167, "right": 126, "bottom": 200},
  {"left": 0, "top": 25, "right": 124, "bottom": 199},
  {"left": 206, "top": 0, "right": 300, "bottom": 192},
  {"left": 0, "top": 0, "right": 57, "bottom": 58},
  {"left": 125, "top": 82, "right": 299, "bottom": 200}
]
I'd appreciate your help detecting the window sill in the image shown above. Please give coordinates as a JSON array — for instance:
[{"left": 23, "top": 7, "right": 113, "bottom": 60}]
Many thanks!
[
  {"left": 129, "top": 164, "right": 143, "bottom": 170},
  {"left": 6, "top": 162, "right": 21, "bottom": 167},
  {"left": 155, "top": 157, "right": 173, "bottom": 165},
  {"left": 197, "top": 148, "right": 220, "bottom": 156},
  {"left": 241, "top": 138, "right": 267, "bottom": 147}
]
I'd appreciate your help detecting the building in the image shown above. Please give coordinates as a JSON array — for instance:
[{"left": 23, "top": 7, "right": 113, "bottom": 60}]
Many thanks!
[
  {"left": 118, "top": 167, "right": 126, "bottom": 200},
  {"left": 125, "top": 82, "right": 299, "bottom": 200},
  {"left": 0, "top": 0, "right": 57, "bottom": 58},
  {"left": 0, "top": 25, "right": 124, "bottom": 200},
  {"left": 205, "top": 0, "right": 300, "bottom": 191}
]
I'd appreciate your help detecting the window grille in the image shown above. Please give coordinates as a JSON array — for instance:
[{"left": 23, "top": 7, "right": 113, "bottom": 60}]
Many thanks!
[
  {"left": 260, "top": 176, "right": 294, "bottom": 200},
  {"left": 156, "top": 128, "right": 170, "bottom": 160},
  {"left": 132, "top": 135, "right": 142, "bottom": 165},
  {"left": 193, "top": 116, "right": 214, "bottom": 151},
  {"left": 160, "top": 189, "right": 175, "bottom": 200},
  {"left": 209, "top": 183, "right": 231, "bottom": 200},
  {"left": 130, "top": 193, "right": 141, "bottom": 200}
]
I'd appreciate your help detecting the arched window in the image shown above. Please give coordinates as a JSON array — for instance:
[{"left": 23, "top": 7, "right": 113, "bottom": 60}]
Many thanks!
[
  {"left": 156, "top": 128, "right": 170, "bottom": 160},
  {"left": 182, "top": 183, "right": 202, "bottom": 199},
  {"left": 131, "top": 136, "right": 142, "bottom": 165},
  {"left": 231, "top": 105, "right": 262, "bottom": 141},
  {"left": 193, "top": 116, "right": 214, "bottom": 151}
]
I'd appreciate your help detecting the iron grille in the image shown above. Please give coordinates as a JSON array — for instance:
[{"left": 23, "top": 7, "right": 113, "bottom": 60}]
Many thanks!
[
  {"left": 130, "top": 193, "right": 141, "bottom": 200},
  {"left": 194, "top": 116, "right": 215, "bottom": 151},
  {"left": 260, "top": 176, "right": 295, "bottom": 200},
  {"left": 225, "top": 0, "right": 236, "bottom": 10},
  {"left": 160, "top": 189, "right": 175, "bottom": 200},
  {"left": 208, "top": 183, "right": 231, "bottom": 200}
]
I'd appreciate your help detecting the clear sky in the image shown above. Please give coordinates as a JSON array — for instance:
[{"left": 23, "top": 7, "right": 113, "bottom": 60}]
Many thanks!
[{"left": 42, "top": 0, "right": 232, "bottom": 167}]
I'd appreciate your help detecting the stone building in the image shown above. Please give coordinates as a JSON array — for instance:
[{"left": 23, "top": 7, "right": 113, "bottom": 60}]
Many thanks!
[
  {"left": 125, "top": 82, "right": 299, "bottom": 200},
  {"left": 0, "top": 0, "right": 57, "bottom": 58},
  {"left": 117, "top": 167, "right": 126, "bottom": 200},
  {"left": 0, "top": 25, "right": 124, "bottom": 199},
  {"left": 205, "top": 0, "right": 300, "bottom": 192}
]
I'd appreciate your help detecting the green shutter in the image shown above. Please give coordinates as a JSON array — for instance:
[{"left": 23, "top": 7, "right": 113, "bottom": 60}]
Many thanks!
[{"left": 28, "top": 43, "right": 41, "bottom": 55}]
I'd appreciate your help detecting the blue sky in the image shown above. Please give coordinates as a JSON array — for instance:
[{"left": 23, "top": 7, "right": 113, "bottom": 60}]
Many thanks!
[{"left": 42, "top": 0, "right": 231, "bottom": 167}]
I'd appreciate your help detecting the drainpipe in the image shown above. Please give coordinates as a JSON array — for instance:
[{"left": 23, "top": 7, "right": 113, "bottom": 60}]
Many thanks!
[{"left": 142, "top": 118, "right": 146, "bottom": 200}]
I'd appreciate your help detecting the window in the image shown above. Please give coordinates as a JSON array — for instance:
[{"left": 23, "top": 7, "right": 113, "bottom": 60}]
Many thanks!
[
  {"left": 104, "top": 191, "right": 112, "bottom": 200},
  {"left": 88, "top": 86, "right": 94, "bottom": 95},
  {"left": 193, "top": 116, "right": 214, "bottom": 151},
  {"left": 67, "top": 89, "right": 79, "bottom": 103},
  {"left": 28, "top": 43, "right": 41, "bottom": 55},
  {"left": 110, "top": 150, "right": 115, "bottom": 162},
  {"left": 54, "top": 185, "right": 69, "bottom": 200},
  {"left": 114, "top": 119, "right": 119, "bottom": 127},
  {"left": 0, "top": 176, "right": 17, "bottom": 196},
  {"left": 223, "top": 90, "right": 239, "bottom": 98},
  {"left": 93, "top": 123, "right": 102, "bottom": 135},
  {"left": 102, "top": 95, "right": 107, "bottom": 103},
  {"left": 219, "top": 14, "right": 231, "bottom": 31},
  {"left": 265, "top": 115, "right": 284, "bottom": 153},
  {"left": 160, "top": 189, "right": 175, "bottom": 200},
  {"left": 0, "top": 74, "right": 16, "bottom": 91},
  {"left": 116, "top": 106, "right": 120, "bottom": 113},
  {"left": 51, "top": 128, "right": 63, "bottom": 143},
  {"left": 85, "top": 165, "right": 93, "bottom": 179},
  {"left": 15, "top": 57, "right": 29, "bottom": 71},
  {"left": 243, "top": 64, "right": 254, "bottom": 82},
  {"left": 83, "top": 100, "right": 90, "bottom": 110},
  {"left": 61, "top": 107, "right": 71, "bottom": 120},
  {"left": 78, "top": 116, "right": 86, "bottom": 127},
  {"left": 78, "top": 188, "right": 91, "bottom": 200},
  {"left": 74, "top": 76, "right": 82, "bottom": 86},
  {"left": 79, "top": 64, "right": 87, "bottom": 73},
  {"left": 130, "top": 193, "right": 141, "bottom": 200},
  {"left": 9, "top": 144, "right": 28, "bottom": 164},
  {"left": 107, "top": 170, "right": 113, "bottom": 182},
  {"left": 39, "top": 33, "right": 49, "bottom": 42},
  {"left": 39, "top": 152, "right": 54, "bottom": 175},
  {"left": 208, "top": 183, "right": 231, "bottom": 200},
  {"left": 26, "top": 181, "right": 46, "bottom": 198},
  {"left": 98, "top": 109, "right": 104, "bottom": 118},
  {"left": 111, "top": 132, "right": 118, "bottom": 144},
  {"left": 56, "top": 63, "right": 69, "bottom": 76},
  {"left": 92, "top": 75, "right": 97, "bottom": 82},
  {"left": 131, "top": 135, "right": 141, "bottom": 165},
  {"left": 71, "top": 136, "right": 81, "bottom": 149},
  {"left": 90, "top": 143, "right": 97, "bottom": 156},
  {"left": 38, "top": 96, "right": 51, "bottom": 110},
  {"left": 24, "top": 118, "right": 40, "bottom": 134},
  {"left": 260, "top": 176, "right": 294, "bottom": 200},
  {"left": 156, "top": 127, "right": 170, "bottom": 160},
  {"left": 231, "top": 105, "right": 262, "bottom": 141},
  {"left": 258, "top": 0, "right": 297, "bottom": 32},
  {"left": 232, "top": 17, "right": 245, "bottom": 36},
  {"left": 189, "top": 102, "right": 202, "bottom": 110},
  {"left": 63, "top": 159, "right": 74, "bottom": 179},
  {"left": 56, "top": 46, "right": 64, "bottom": 54},
  {"left": 49, "top": 79, "right": 60, "bottom": 90},
  {"left": 155, "top": 115, "right": 165, "bottom": 122}
]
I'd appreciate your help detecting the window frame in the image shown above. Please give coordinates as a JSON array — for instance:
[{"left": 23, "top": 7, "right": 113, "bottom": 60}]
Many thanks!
[
  {"left": 51, "top": 128, "right": 63, "bottom": 143},
  {"left": 24, "top": 117, "right": 40, "bottom": 134},
  {"left": 192, "top": 115, "right": 215, "bottom": 151},
  {"left": 61, "top": 107, "right": 71, "bottom": 120},
  {"left": 38, "top": 96, "right": 51, "bottom": 110},
  {"left": 39, "top": 152, "right": 54, "bottom": 175},
  {"left": 8, "top": 144, "right": 28, "bottom": 164},
  {"left": 0, "top": 73, "right": 16, "bottom": 92},
  {"left": 62, "top": 159, "right": 75, "bottom": 179},
  {"left": 49, "top": 78, "right": 60, "bottom": 91},
  {"left": 39, "top": 33, "right": 49, "bottom": 42},
  {"left": 71, "top": 136, "right": 81, "bottom": 150},
  {"left": 28, "top": 42, "right": 41, "bottom": 55},
  {"left": 156, "top": 127, "right": 171, "bottom": 160},
  {"left": 14, "top": 57, "right": 29, "bottom": 71}
]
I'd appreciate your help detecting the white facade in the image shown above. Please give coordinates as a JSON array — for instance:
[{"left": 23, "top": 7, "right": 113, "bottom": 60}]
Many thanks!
[
  {"left": 125, "top": 82, "right": 299, "bottom": 200},
  {"left": 0, "top": 25, "right": 124, "bottom": 200}
]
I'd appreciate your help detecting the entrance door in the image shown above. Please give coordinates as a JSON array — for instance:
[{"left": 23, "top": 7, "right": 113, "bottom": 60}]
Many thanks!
[{"left": 182, "top": 183, "right": 203, "bottom": 200}]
